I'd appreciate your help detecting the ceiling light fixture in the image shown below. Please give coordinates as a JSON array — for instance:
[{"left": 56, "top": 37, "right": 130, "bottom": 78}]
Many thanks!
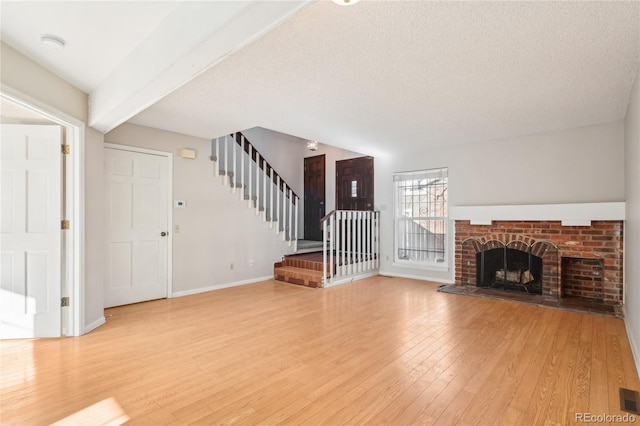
[
  {"left": 332, "top": 0, "right": 360, "bottom": 5},
  {"left": 307, "top": 140, "right": 318, "bottom": 151},
  {"left": 41, "top": 35, "right": 65, "bottom": 51}
]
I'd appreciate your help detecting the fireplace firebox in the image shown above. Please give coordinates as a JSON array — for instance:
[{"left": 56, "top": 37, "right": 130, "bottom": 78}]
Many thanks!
[{"left": 476, "top": 247, "right": 542, "bottom": 293}]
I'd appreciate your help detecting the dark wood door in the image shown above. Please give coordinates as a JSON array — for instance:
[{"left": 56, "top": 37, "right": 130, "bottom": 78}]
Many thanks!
[
  {"left": 336, "top": 156, "right": 374, "bottom": 211},
  {"left": 304, "top": 155, "right": 325, "bottom": 241}
]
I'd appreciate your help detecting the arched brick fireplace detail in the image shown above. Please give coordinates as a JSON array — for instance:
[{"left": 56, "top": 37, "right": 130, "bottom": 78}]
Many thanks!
[{"left": 455, "top": 221, "right": 623, "bottom": 305}]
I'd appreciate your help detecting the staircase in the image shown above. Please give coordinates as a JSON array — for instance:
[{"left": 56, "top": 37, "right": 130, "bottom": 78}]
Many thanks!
[
  {"left": 211, "top": 133, "right": 298, "bottom": 247},
  {"left": 211, "top": 132, "right": 380, "bottom": 289}
]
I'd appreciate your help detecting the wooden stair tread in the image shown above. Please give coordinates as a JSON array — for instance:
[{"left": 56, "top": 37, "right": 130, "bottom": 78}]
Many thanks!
[
  {"left": 274, "top": 265, "right": 323, "bottom": 277},
  {"left": 274, "top": 265, "right": 324, "bottom": 288}
]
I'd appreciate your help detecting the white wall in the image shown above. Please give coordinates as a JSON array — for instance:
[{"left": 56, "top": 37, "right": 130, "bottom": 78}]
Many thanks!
[
  {"left": 84, "top": 127, "right": 105, "bottom": 329},
  {"left": 0, "top": 42, "right": 88, "bottom": 122},
  {"left": 376, "top": 121, "right": 626, "bottom": 283},
  {"left": 105, "top": 123, "right": 296, "bottom": 294},
  {"left": 624, "top": 66, "right": 640, "bottom": 377}
]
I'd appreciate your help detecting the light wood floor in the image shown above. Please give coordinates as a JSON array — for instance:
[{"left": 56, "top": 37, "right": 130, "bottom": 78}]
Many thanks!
[{"left": 2, "top": 277, "right": 639, "bottom": 425}]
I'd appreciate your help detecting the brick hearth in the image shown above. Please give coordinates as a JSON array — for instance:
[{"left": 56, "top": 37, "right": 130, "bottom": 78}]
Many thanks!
[{"left": 455, "top": 220, "right": 624, "bottom": 305}]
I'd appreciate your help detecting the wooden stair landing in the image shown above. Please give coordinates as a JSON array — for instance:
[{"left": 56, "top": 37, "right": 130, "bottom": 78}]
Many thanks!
[
  {"left": 273, "top": 251, "right": 378, "bottom": 288},
  {"left": 274, "top": 252, "right": 324, "bottom": 288}
]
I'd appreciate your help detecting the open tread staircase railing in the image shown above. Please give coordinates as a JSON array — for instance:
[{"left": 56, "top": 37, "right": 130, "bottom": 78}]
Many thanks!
[{"left": 211, "top": 132, "right": 298, "bottom": 247}]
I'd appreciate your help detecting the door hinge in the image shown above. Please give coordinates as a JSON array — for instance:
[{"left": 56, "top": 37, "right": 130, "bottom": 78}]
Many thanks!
[
  {"left": 61, "top": 144, "right": 70, "bottom": 154},
  {"left": 61, "top": 297, "right": 70, "bottom": 307},
  {"left": 61, "top": 220, "right": 70, "bottom": 230}
]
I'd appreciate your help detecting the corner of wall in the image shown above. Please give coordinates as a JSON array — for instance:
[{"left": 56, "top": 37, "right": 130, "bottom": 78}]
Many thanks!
[{"left": 623, "top": 62, "right": 640, "bottom": 378}]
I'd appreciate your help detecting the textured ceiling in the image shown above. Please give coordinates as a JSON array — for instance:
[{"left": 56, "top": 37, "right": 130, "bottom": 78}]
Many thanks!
[
  {"left": 129, "top": 0, "right": 640, "bottom": 156},
  {"left": 2, "top": 1, "right": 638, "bottom": 156}
]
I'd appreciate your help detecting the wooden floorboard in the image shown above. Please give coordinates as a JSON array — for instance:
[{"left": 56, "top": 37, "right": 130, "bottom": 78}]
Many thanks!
[{"left": 1, "top": 276, "right": 639, "bottom": 425}]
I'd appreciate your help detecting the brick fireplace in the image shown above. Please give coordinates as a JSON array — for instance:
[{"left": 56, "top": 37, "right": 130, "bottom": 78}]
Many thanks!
[{"left": 454, "top": 220, "right": 624, "bottom": 305}]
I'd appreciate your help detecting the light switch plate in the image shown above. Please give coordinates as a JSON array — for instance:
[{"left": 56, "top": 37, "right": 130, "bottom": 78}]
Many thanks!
[{"left": 175, "top": 200, "right": 186, "bottom": 208}]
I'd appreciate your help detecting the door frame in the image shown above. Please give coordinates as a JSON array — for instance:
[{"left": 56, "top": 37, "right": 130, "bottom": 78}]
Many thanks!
[
  {"left": 104, "top": 143, "right": 174, "bottom": 300},
  {"left": 1, "top": 85, "right": 84, "bottom": 336}
]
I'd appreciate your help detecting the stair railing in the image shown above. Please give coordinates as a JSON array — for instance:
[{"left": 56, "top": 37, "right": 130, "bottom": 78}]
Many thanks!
[
  {"left": 211, "top": 133, "right": 299, "bottom": 247},
  {"left": 321, "top": 210, "right": 380, "bottom": 286}
]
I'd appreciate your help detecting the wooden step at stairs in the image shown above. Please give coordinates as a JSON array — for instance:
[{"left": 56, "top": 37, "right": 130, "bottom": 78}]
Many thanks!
[
  {"left": 274, "top": 252, "right": 325, "bottom": 288},
  {"left": 274, "top": 249, "right": 380, "bottom": 288}
]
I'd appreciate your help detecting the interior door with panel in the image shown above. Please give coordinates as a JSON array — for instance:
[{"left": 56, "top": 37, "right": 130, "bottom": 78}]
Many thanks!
[
  {"left": 304, "top": 154, "right": 326, "bottom": 241},
  {"left": 1, "top": 124, "right": 62, "bottom": 338},
  {"left": 336, "top": 156, "right": 374, "bottom": 211},
  {"left": 104, "top": 147, "right": 170, "bottom": 308}
]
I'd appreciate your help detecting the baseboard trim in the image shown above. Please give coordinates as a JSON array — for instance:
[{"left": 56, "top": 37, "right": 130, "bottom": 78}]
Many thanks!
[
  {"left": 379, "top": 271, "right": 454, "bottom": 285},
  {"left": 171, "top": 276, "right": 273, "bottom": 298},
  {"left": 324, "top": 271, "right": 379, "bottom": 288},
  {"left": 83, "top": 316, "right": 106, "bottom": 335},
  {"left": 624, "top": 307, "right": 640, "bottom": 380}
]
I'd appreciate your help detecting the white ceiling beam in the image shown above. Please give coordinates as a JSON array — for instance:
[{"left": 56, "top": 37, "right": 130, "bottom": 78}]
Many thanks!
[{"left": 89, "top": 0, "right": 310, "bottom": 133}]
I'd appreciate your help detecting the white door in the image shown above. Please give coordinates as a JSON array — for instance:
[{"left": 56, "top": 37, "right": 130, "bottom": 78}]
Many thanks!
[
  {"left": 104, "top": 147, "right": 170, "bottom": 307},
  {"left": 1, "top": 124, "right": 63, "bottom": 338}
]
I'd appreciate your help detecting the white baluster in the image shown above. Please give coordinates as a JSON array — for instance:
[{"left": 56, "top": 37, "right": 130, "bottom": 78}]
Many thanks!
[
  {"left": 288, "top": 190, "right": 293, "bottom": 245},
  {"left": 329, "top": 212, "right": 335, "bottom": 283},
  {"left": 294, "top": 197, "right": 298, "bottom": 249},
  {"left": 323, "top": 217, "right": 327, "bottom": 286},
  {"left": 214, "top": 137, "right": 219, "bottom": 177},
  {"left": 347, "top": 210, "right": 356, "bottom": 274},
  {"left": 240, "top": 134, "right": 245, "bottom": 200},
  {"left": 340, "top": 211, "right": 347, "bottom": 276},
  {"left": 353, "top": 211, "right": 358, "bottom": 273},
  {"left": 263, "top": 165, "right": 268, "bottom": 222},
  {"left": 275, "top": 175, "right": 280, "bottom": 234},
  {"left": 282, "top": 187, "right": 288, "bottom": 242},
  {"left": 223, "top": 135, "right": 229, "bottom": 185},
  {"left": 375, "top": 212, "right": 380, "bottom": 268},
  {"left": 358, "top": 211, "right": 363, "bottom": 273},
  {"left": 367, "top": 211, "right": 372, "bottom": 271},
  {"left": 363, "top": 211, "right": 367, "bottom": 272},
  {"left": 255, "top": 154, "right": 261, "bottom": 215},
  {"left": 360, "top": 212, "right": 367, "bottom": 271},
  {"left": 269, "top": 169, "right": 274, "bottom": 228},
  {"left": 231, "top": 134, "right": 237, "bottom": 193},
  {"left": 248, "top": 144, "right": 253, "bottom": 208}
]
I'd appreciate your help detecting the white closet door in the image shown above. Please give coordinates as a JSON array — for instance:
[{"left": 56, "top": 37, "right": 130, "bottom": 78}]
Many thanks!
[{"left": 104, "top": 147, "right": 169, "bottom": 308}]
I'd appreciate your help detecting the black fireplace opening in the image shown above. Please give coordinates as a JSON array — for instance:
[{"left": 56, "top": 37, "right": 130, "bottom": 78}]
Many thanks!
[{"left": 476, "top": 247, "right": 543, "bottom": 294}]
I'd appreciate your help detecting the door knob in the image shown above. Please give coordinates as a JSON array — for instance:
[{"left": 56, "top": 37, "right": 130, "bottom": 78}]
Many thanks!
[{"left": 161, "top": 231, "right": 168, "bottom": 237}]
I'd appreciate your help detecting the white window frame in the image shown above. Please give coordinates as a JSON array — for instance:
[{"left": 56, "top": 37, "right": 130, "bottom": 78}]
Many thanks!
[{"left": 393, "top": 167, "right": 449, "bottom": 271}]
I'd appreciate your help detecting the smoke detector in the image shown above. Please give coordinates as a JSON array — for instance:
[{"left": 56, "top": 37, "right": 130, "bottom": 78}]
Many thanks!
[{"left": 41, "top": 35, "right": 65, "bottom": 51}]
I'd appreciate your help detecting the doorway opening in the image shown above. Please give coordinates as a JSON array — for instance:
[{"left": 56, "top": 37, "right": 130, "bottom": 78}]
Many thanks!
[{"left": 0, "top": 88, "right": 84, "bottom": 337}]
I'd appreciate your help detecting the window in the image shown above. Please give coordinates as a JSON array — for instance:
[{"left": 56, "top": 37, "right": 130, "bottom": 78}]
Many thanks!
[{"left": 394, "top": 168, "right": 448, "bottom": 267}]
